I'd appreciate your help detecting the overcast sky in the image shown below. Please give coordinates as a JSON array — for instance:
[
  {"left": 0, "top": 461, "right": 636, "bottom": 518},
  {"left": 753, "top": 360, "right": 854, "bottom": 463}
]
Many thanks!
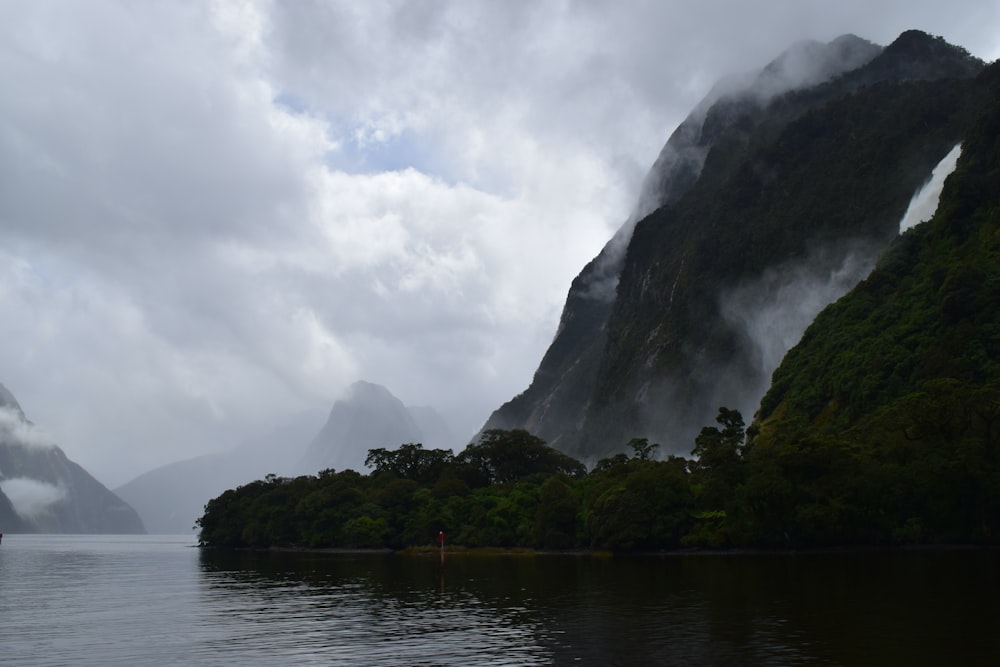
[{"left": 1, "top": 1, "right": 997, "bottom": 487}]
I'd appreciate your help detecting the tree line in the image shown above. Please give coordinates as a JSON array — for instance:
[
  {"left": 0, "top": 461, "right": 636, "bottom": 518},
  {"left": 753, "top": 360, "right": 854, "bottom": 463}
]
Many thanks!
[{"left": 197, "top": 394, "right": 1000, "bottom": 551}]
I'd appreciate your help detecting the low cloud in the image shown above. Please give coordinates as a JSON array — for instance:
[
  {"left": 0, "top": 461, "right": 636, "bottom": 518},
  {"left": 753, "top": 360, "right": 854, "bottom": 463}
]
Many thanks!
[
  {"left": 0, "top": 406, "right": 57, "bottom": 450},
  {"left": 0, "top": 2, "right": 996, "bottom": 486},
  {"left": 0, "top": 477, "right": 66, "bottom": 519},
  {"left": 720, "top": 242, "right": 881, "bottom": 414}
]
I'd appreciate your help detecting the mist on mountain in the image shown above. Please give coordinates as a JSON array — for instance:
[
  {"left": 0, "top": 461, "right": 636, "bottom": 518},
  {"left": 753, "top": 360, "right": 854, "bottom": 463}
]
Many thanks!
[
  {"left": 482, "top": 30, "right": 985, "bottom": 463},
  {"left": 0, "top": 382, "right": 145, "bottom": 533},
  {"left": 116, "top": 380, "right": 456, "bottom": 533}
]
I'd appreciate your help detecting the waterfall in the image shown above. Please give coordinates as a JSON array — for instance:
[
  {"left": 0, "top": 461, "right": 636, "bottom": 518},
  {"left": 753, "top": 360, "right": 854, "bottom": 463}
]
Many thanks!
[{"left": 898, "top": 144, "right": 963, "bottom": 233}]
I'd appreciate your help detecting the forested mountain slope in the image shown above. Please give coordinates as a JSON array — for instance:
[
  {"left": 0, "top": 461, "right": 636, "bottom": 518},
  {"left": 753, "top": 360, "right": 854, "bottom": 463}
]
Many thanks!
[
  {"left": 484, "top": 31, "right": 985, "bottom": 463},
  {"left": 738, "top": 58, "right": 1000, "bottom": 544},
  {"left": 198, "top": 41, "right": 1000, "bottom": 553}
]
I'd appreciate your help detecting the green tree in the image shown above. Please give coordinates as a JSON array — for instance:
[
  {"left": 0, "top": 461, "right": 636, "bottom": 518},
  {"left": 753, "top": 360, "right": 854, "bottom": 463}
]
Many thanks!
[
  {"left": 457, "top": 429, "right": 586, "bottom": 485},
  {"left": 587, "top": 459, "right": 692, "bottom": 550},
  {"left": 532, "top": 475, "right": 580, "bottom": 548},
  {"left": 690, "top": 407, "right": 747, "bottom": 509},
  {"left": 627, "top": 437, "right": 660, "bottom": 461},
  {"left": 365, "top": 443, "right": 454, "bottom": 484}
]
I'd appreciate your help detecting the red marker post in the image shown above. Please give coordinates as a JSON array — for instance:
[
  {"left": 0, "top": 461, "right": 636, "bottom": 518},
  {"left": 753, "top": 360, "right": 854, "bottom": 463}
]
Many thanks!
[{"left": 438, "top": 531, "right": 446, "bottom": 565}]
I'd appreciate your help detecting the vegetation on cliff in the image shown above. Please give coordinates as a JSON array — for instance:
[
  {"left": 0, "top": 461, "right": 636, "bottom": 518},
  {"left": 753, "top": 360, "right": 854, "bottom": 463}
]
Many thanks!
[
  {"left": 746, "top": 58, "right": 1000, "bottom": 545},
  {"left": 485, "top": 31, "right": 985, "bottom": 464},
  {"left": 199, "top": 58, "right": 1000, "bottom": 553}
]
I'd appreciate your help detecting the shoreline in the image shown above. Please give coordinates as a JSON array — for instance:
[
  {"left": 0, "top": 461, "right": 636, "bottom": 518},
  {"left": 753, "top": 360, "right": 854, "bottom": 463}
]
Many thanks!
[{"left": 198, "top": 542, "right": 1000, "bottom": 557}]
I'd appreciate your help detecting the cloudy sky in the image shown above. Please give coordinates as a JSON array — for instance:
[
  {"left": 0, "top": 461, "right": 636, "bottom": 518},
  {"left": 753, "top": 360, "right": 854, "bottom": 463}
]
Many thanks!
[{"left": 1, "top": 1, "right": 997, "bottom": 487}]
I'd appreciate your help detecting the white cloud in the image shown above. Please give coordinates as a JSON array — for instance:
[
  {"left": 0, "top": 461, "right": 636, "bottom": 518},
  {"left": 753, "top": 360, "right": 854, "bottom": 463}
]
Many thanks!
[
  {"left": 0, "top": 407, "right": 57, "bottom": 450},
  {"left": 0, "top": 477, "right": 66, "bottom": 519},
  {"left": 0, "top": 1, "right": 997, "bottom": 486}
]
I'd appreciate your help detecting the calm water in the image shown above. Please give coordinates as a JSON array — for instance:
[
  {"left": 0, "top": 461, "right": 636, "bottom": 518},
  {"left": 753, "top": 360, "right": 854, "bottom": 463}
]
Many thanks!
[{"left": 0, "top": 535, "right": 997, "bottom": 665}]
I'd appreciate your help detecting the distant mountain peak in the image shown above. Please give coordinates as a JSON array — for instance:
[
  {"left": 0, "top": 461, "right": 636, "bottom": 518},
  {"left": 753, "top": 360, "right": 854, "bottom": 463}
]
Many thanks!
[
  {"left": 636, "top": 33, "right": 881, "bottom": 221},
  {"left": 295, "top": 380, "right": 454, "bottom": 475},
  {"left": 0, "top": 382, "right": 145, "bottom": 533},
  {"left": 0, "top": 382, "right": 25, "bottom": 418},
  {"left": 344, "top": 379, "right": 402, "bottom": 402},
  {"left": 751, "top": 33, "right": 881, "bottom": 101},
  {"left": 860, "top": 29, "right": 983, "bottom": 83}
]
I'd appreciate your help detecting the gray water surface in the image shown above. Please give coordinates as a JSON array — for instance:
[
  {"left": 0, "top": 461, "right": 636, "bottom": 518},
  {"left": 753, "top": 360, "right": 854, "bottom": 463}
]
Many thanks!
[{"left": 1, "top": 535, "right": 997, "bottom": 665}]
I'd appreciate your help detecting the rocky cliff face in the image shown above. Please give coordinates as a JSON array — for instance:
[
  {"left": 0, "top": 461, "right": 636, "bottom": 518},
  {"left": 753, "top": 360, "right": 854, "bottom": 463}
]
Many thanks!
[
  {"left": 483, "top": 31, "right": 984, "bottom": 462},
  {"left": 0, "top": 383, "right": 145, "bottom": 534}
]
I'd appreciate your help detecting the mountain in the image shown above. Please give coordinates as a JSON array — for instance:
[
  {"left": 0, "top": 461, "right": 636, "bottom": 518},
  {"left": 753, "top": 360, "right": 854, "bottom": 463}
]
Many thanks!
[
  {"left": 482, "top": 30, "right": 985, "bottom": 463},
  {"left": 737, "top": 60, "right": 1000, "bottom": 543},
  {"left": 757, "top": 61, "right": 1000, "bottom": 432},
  {"left": 407, "top": 405, "right": 457, "bottom": 453},
  {"left": 295, "top": 381, "right": 455, "bottom": 475},
  {"left": 116, "top": 381, "right": 455, "bottom": 533},
  {"left": 114, "top": 407, "right": 327, "bottom": 533},
  {"left": 0, "top": 383, "right": 145, "bottom": 534}
]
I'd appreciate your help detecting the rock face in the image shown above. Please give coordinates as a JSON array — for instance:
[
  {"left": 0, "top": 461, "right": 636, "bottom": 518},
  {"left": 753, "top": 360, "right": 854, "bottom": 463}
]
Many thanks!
[
  {"left": 295, "top": 380, "right": 455, "bottom": 475},
  {"left": 0, "top": 383, "right": 145, "bottom": 534},
  {"left": 482, "top": 31, "right": 984, "bottom": 462}
]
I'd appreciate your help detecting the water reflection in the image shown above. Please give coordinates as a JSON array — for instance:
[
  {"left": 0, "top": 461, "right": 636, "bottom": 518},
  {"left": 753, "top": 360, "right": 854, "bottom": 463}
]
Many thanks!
[
  {"left": 4, "top": 537, "right": 997, "bottom": 665},
  {"left": 198, "top": 548, "right": 1000, "bottom": 666},
  {"left": 198, "top": 550, "right": 551, "bottom": 665}
]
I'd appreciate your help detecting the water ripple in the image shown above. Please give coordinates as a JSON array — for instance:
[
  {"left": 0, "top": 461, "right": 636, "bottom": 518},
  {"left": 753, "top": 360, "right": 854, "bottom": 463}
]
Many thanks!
[{"left": 3, "top": 536, "right": 1000, "bottom": 665}]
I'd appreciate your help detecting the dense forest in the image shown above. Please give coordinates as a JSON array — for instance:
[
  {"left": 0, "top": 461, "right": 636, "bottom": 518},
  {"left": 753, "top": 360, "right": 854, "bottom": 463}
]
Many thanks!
[
  {"left": 196, "top": 425, "right": 726, "bottom": 551},
  {"left": 745, "top": 57, "right": 1000, "bottom": 546},
  {"left": 196, "top": 399, "right": 999, "bottom": 551},
  {"left": 199, "top": 58, "right": 1000, "bottom": 553}
]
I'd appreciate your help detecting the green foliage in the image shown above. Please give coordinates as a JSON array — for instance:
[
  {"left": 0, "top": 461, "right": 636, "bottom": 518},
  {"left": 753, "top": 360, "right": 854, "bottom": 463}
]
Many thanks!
[
  {"left": 626, "top": 438, "right": 659, "bottom": 461},
  {"left": 532, "top": 475, "right": 579, "bottom": 549},
  {"left": 586, "top": 60, "right": 983, "bottom": 462},
  {"left": 586, "top": 457, "right": 693, "bottom": 550},
  {"left": 687, "top": 407, "right": 747, "bottom": 520},
  {"left": 364, "top": 443, "right": 453, "bottom": 485},
  {"left": 196, "top": 63, "right": 1000, "bottom": 555},
  {"left": 197, "top": 430, "right": 697, "bottom": 552},
  {"left": 743, "top": 61, "right": 1000, "bottom": 546},
  {"left": 457, "top": 429, "right": 586, "bottom": 485}
]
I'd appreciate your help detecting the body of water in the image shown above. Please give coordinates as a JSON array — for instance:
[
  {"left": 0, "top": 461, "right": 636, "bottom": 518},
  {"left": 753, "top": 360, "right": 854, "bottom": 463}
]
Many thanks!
[{"left": 0, "top": 534, "right": 997, "bottom": 665}]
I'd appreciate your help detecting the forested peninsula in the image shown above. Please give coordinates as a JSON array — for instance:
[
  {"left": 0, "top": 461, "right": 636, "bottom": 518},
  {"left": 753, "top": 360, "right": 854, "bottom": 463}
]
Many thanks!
[
  {"left": 196, "top": 422, "right": 763, "bottom": 551},
  {"left": 197, "top": 396, "right": 998, "bottom": 552},
  {"left": 199, "top": 52, "right": 1000, "bottom": 553}
]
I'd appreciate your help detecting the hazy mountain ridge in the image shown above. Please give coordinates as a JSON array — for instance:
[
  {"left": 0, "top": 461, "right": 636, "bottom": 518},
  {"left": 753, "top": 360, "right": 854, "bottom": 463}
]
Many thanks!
[
  {"left": 482, "top": 30, "right": 985, "bottom": 462},
  {"left": 296, "top": 380, "right": 456, "bottom": 476},
  {"left": 116, "top": 381, "right": 455, "bottom": 533},
  {"left": 0, "top": 383, "right": 145, "bottom": 534},
  {"left": 114, "top": 406, "right": 328, "bottom": 534}
]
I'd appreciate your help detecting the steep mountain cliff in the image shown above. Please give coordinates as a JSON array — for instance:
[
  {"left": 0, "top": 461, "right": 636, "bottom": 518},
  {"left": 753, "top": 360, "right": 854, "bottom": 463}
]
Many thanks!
[
  {"left": 758, "top": 59, "right": 1000, "bottom": 434},
  {"left": 0, "top": 383, "right": 145, "bottom": 533},
  {"left": 737, "top": 60, "right": 1000, "bottom": 543},
  {"left": 483, "top": 30, "right": 985, "bottom": 462}
]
